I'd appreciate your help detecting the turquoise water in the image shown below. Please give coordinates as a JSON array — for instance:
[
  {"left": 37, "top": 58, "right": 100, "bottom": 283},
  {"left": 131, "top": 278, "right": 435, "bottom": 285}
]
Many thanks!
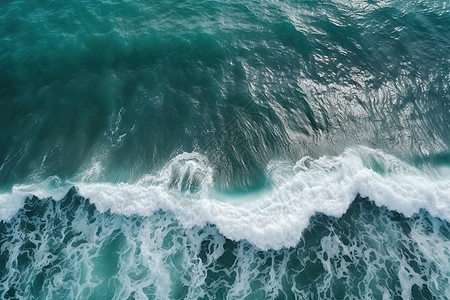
[{"left": 1, "top": 0, "right": 449, "bottom": 298}]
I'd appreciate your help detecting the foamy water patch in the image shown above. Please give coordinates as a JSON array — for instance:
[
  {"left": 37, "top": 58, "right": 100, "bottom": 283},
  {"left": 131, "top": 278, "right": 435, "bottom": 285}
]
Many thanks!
[
  {"left": 0, "top": 176, "right": 71, "bottom": 221},
  {"left": 76, "top": 148, "right": 450, "bottom": 250},
  {"left": 1, "top": 148, "right": 449, "bottom": 250}
]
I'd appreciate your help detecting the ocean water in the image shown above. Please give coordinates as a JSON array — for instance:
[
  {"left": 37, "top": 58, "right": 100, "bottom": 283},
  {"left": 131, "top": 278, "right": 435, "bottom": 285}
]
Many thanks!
[{"left": 1, "top": 0, "right": 449, "bottom": 298}]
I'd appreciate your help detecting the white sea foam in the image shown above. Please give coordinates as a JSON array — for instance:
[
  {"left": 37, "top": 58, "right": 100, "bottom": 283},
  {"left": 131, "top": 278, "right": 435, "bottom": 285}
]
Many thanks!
[
  {"left": 75, "top": 148, "right": 450, "bottom": 250},
  {"left": 1, "top": 148, "right": 449, "bottom": 250},
  {"left": 0, "top": 176, "right": 71, "bottom": 221}
]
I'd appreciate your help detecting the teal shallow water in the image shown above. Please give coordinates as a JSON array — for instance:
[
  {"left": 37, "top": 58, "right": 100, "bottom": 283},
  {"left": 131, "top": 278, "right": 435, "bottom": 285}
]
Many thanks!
[{"left": 1, "top": 0, "right": 450, "bottom": 298}]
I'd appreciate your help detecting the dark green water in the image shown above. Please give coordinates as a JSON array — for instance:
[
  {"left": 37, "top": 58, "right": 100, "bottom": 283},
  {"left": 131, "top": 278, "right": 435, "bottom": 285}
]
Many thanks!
[{"left": 1, "top": 0, "right": 449, "bottom": 298}]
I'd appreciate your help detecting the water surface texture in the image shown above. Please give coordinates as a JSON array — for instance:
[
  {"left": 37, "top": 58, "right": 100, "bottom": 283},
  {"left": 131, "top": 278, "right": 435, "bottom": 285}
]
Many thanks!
[{"left": 1, "top": 0, "right": 449, "bottom": 298}]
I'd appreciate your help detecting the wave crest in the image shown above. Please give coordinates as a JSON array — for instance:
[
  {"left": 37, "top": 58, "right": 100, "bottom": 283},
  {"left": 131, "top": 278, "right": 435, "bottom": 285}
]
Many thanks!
[{"left": 1, "top": 148, "right": 449, "bottom": 250}]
